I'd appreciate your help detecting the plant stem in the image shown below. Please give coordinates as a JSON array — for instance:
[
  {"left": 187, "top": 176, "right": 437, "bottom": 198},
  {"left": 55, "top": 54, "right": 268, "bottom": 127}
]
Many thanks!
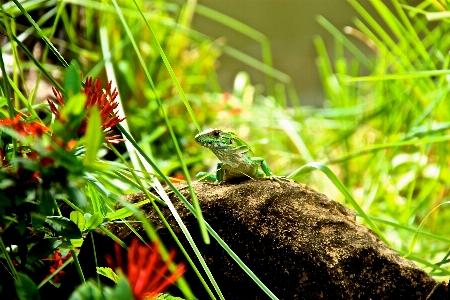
[
  {"left": 0, "top": 236, "right": 18, "bottom": 280},
  {"left": 71, "top": 249, "right": 86, "bottom": 284}
]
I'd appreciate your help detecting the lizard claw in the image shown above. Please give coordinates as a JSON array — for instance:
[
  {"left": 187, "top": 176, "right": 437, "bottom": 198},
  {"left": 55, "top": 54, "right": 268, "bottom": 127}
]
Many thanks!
[{"left": 265, "top": 175, "right": 289, "bottom": 183}]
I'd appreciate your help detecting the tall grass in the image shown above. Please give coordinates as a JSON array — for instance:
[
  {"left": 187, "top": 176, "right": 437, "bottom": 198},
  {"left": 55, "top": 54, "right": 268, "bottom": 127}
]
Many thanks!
[{"left": 311, "top": 0, "right": 450, "bottom": 279}]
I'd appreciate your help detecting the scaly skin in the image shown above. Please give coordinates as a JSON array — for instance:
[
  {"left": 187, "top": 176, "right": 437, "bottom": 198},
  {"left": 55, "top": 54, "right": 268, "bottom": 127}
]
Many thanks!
[{"left": 195, "top": 128, "right": 283, "bottom": 182}]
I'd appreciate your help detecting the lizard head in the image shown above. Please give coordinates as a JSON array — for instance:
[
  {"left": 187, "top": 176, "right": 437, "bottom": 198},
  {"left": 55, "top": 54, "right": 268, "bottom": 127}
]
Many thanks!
[{"left": 195, "top": 128, "right": 243, "bottom": 151}]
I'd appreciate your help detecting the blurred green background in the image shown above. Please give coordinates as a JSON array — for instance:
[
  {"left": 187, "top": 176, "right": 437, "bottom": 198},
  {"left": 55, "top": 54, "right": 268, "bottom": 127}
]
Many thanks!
[{"left": 194, "top": 0, "right": 380, "bottom": 105}]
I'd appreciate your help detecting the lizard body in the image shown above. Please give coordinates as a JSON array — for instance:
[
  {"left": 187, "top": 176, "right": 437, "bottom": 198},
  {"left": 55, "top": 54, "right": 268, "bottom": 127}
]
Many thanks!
[{"left": 195, "top": 128, "right": 281, "bottom": 182}]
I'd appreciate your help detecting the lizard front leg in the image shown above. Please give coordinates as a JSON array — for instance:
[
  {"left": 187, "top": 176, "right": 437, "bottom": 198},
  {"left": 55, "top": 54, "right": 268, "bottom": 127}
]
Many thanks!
[
  {"left": 196, "top": 162, "right": 224, "bottom": 183},
  {"left": 250, "top": 157, "right": 287, "bottom": 181}
]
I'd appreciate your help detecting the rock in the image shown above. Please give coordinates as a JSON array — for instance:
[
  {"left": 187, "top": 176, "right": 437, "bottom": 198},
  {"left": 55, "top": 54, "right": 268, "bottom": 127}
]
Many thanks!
[{"left": 105, "top": 179, "right": 446, "bottom": 299}]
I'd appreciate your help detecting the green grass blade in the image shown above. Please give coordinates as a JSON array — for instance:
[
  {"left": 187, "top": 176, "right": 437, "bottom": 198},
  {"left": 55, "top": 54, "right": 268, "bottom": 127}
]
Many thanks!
[
  {"left": 116, "top": 124, "right": 223, "bottom": 299},
  {"left": 404, "top": 201, "right": 450, "bottom": 258},
  {"left": 0, "top": 21, "right": 63, "bottom": 91},
  {"left": 194, "top": 4, "right": 275, "bottom": 95},
  {"left": 11, "top": 0, "right": 68, "bottom": 68},
  {"left": 364, "top": 214, "right": 450, "bottom": 244},
  {"left": 316, "top": 15, "right": 374, "bottom": 69},
  {"left": 327, "top": 135, "right": 450, "bottom": 165},
  {"left": 343, "top": 70, "right": 450, "bottom": 82},
  {"left": 131, "top": 0, "right": 200, "bottom": 132},
  {"left": 109, "top": 145, "right": 216, "bottom": 299},
  {"left": 110, "top": 0, "right": 209, "bottom": 245}
]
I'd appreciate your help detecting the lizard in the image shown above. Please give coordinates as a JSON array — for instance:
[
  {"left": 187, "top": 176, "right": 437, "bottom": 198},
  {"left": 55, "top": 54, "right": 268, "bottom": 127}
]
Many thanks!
[{"left": 195, "top": 128, "right": 285, "bottom": 182}]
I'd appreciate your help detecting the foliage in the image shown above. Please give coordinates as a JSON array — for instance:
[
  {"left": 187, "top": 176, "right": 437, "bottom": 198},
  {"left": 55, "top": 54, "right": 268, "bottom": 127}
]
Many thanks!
[{"left": 1, "top": 0, "right": 450, "bottom": 299}]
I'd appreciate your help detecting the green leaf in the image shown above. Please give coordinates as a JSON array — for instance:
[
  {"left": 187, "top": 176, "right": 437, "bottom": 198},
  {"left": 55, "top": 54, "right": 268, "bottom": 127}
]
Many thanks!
[
  {"left": 0, "top": 96, "right": 8, "bottom": 108},
  {"left": 104, "top": 199, "right": 150, "bottom": 221},
  {"left": 61, "top": 93, "right": 87, "bottom": 120},
  {"left": 64, "top": 61, "right": 81, "bottom": 99},
  {"left": 85, "top": 212, "right": 103, "bottom": 230},
  {"left": 68, "top": 281, "right": 102, "bottom": 300},
  {"left": 28, "top": 238, "right": 62, "bottom": 262},
  {"left": 405, "top": 201, "right": 450, "bottom": 258},
  {"left": 70, "top": 211, "right": 86, "bottom": 231},
  {"left": 70, "top": 238, "right": 84, "bottom": 248},
  {"left": 0, "top": 10, "right": 15, "bottom": 19},
  {"left": 83, "top": 106, "right": 103, "bottom": 168},
  {"left": 67, "top": 182, "right": 87, "bottom": 210},
  {"left": 15, "top": 273, "right": 41, "bottom": 300},
  {"left": 104, "top": 276, "right": 133, "bottom": 300},
  {"left": 45, "top": 216, "right": 82, "bottom": 239},
  {"left": 11, "top": 0, "right": 69, "bottom": 69},
  {"left": 87, "top": 184, "right": 102, "bottom": 214},
  {"left": 96, "top": 267, "right": 119, "bottom": 283},
  {"left": 34, "top": 186, "right": 55, "bottom": 229}
]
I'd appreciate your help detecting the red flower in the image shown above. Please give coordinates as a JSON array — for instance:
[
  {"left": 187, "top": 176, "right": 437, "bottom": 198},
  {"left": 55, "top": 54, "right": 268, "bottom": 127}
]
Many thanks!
[
  {"left": 24, "top": 121, "right": 50, "bottom": 136},
  {"left": 48, "top": 77, "right": 125, "bottom": 144},
  {"left": 0, "top": 116, "right": 53, "bottom": 170},
  {"left": 106, "top": 239, "right": 186, "bottom": 300},
  {"left": 42, "top": 250, "right": 72, "bottom": 283},
  {"left": 0, "top": 115, "right": 49, "bottom": 137}
]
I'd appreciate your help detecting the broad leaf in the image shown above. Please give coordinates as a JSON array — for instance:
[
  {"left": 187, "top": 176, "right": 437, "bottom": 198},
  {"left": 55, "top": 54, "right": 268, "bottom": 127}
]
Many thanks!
[
  {"left": 96, "top": 267, "right": 119, "bottom": 283},
  {"left": 68, "top": 281, "right": 102, "bottom": 300},
  {"left": 70, "top": 238, "right": 84, "bottom": 248},
  {"left": 63, "top": 61, "right": 81, "bottom": 99},
  {"left": 85, "top": 212, "right": 103, "bottom": 230},
  {"left": 45, "top": 216, "right": 82, "bottom": 239},
  {"left": 70, "top": 211, "right": 86, "bottom": 231},
  {"left": 67, "top": 182, "right": 87, "bottom": 210},
  {"left": 104, "top": 276, "right": 133, "bottom": 300},
  {"left": 28, "top": 238, "right": 62, "bottom": 262},
  {"left": 15, "top": 273, "right": 41, "bottom": 300}
]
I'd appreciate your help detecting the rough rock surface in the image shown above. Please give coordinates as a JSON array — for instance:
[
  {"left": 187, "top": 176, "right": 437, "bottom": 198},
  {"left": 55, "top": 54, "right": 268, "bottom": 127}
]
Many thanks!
[{"left": 104, "top": 179, "right": 447, "bottom": 299}]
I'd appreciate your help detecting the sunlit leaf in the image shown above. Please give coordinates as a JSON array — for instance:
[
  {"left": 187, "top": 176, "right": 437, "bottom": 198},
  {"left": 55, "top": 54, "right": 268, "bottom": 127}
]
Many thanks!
[
  {"left": 61, "top": 93, "right": 87, "bottom": 120},
  {"left": 83, "top": 106, "right": 103, "bottom": 168},
  {"left": 70, "top": 211, "right": 86, "bottom": 231},
  {"left": 96, "top": 267, "right": 119, "bottom": 283},
  {"left": 87, "top": 184, "right": 102, "bottom": 214},
  {"left": 85, "top": 212, "right": 103, "bottom": 230},
  {"left": 104, "top": 199, "right": 150, "bottom": 221},
  {"left": 70, "top": 238, "right": 84, "bottom": 248}
]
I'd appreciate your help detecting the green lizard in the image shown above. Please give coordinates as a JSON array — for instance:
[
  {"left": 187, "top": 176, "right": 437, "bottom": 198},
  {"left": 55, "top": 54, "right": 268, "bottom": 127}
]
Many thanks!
[{"left": 195, "top": 128, "right": 284, "bottom": 182}]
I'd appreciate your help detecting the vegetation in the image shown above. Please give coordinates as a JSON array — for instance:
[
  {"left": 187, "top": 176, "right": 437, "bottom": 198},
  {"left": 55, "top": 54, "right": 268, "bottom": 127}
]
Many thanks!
[{"left": 0, "top": 0, "right": 449, "bottom": 299}]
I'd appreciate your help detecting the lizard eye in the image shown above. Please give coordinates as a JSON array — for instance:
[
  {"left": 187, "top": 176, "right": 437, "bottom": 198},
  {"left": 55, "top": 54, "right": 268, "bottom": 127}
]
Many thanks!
[
  {"left": 213, "top": 130, "right": 220, "bottom": 137},
  {"left": 229, "top": 138, "right": 234, "bottom": 144}
]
